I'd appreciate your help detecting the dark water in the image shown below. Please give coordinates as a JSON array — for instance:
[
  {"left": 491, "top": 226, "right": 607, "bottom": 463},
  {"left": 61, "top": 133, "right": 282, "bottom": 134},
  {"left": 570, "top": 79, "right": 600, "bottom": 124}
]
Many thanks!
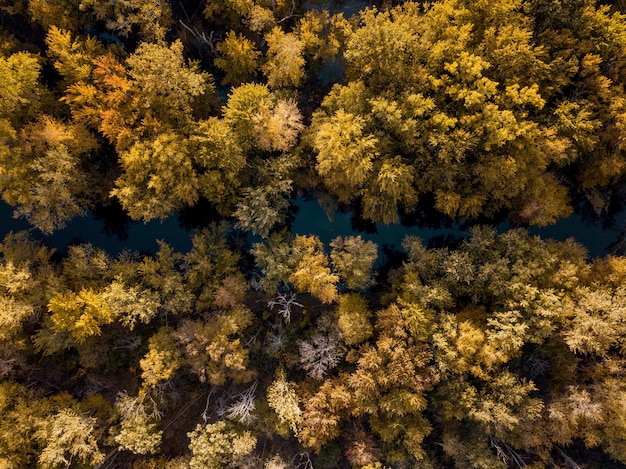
[
  {"left": 0, "top": 201, "right": 192, "bottom": 256},
  {"left": 1, "top": 198, "right": 624, "bottom": 259},
  {"left": 290, "top": 198, "right": 626, "bottom": 259}
]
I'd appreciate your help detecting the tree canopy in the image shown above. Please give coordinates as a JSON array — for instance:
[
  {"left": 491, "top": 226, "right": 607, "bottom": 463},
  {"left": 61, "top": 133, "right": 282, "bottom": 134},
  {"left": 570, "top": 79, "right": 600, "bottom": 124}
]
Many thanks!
[{"left": 3, "top": 0, "right": 626, "bottom": 467}]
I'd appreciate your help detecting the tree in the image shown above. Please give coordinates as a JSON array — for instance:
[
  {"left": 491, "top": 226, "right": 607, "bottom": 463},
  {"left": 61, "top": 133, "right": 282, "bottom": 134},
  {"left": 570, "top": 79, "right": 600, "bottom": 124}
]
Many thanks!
[
  {"left": 114, "top": 392, "right": 163, "bottom": 455},
  {"left": 313, "top": 110, "right": 378, "bottom": 203},
  {"left": 253, "top": 99, "right": 304, "bottom": 153},
  {"left": 139, "top": 240, "right": 194, "bottom": 315},
  {"left": 187, "top": 420, "right": 257, "bottom": 469},
  {"left": 299, "top": 333, "right": 344, "bottom": 380},
  {"left": 34, "top": 288, "right": 113, "bottom": 355},
  {"left": 64, "top": 41, "right": 212, "bottom": 151},
  {"left": 233, "top": 155, "right": 295, "bottom": 238},
  {"left": 336, "top": 293, "right": 373, "bottom": 346},
  {"left": 290, "top": 235, "right": 339, "bottom": 304},
  {"left": 0, "top": 51, "right": 42, "bottom": 126},
  {"left": 298, "top": 378, "right": 353, "bottom": 452},
  {"left": 45, "top": 26, "right": 105, "bottom": 86},
  {"left": 101, "top": 279, "right": 161, "bottom": 330},
  {"left": 111, "top": 131, "right": 199, "bottom": 221},
  {"left": 0, "top": 381, "right": 53, "bottom": 467},
  {"left": 308, "top": 1, "right": 583, "bottom": 225},
  {"left": 140, "top": 327, "right": 182, "bottom": 389},
  {"left": 330, "top": 236, "right": 377, "bottom": 290},
  {"left": 80, "top": 0, "right": 172, "bottom": 41},
  {"left": 222, "top": 83, "right": 305, "bottom": 153},
  {"left": 346, "top": 303, "right": 439, "bottom": 465},
  {"left": 252, "top": 233, "right": 300, "bottom": 293},
  {"left": 0, "top": 116, "right": 96, "bottom": 233},
  {"left": 173, "top": 307, "right": 255, "bottom": 386},
  {"left": 190, "top": 117, "right": 247, "bottom": 215},
  {"left": 262, "top": 27, "right": 305, "bottom": 88},
  {"left": 267, "top": 368, "right": 302, "bottom": 434},
  {"left": 182, "top": 225, "right": 242, "bottom": 310},
  {"left": 27, "top": 0, "right": 88, "bottom": 31},
  {"left": 215, "top": 31, "right": 260, "bottom": 85},
  {"left": 35, "top": 409, "right": 104, "bottom": 469}
]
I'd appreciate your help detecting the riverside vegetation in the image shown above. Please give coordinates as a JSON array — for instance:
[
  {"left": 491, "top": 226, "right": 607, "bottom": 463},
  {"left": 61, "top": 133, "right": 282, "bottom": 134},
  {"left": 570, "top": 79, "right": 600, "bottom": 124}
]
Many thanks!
[{"left": 3, "top": 0, "right": 626, "bottom": 467}]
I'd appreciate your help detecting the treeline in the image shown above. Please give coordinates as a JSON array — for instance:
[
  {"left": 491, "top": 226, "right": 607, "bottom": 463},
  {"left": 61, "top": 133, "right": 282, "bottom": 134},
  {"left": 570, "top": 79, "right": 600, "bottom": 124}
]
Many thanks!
[
  {"left": 3, "top": 0, "right": 626, "bottom": 467},
  {"left": 3, "top": 0, "right": 626, "bottom": 234},
  {"left": 2, "top": 227, "right": 626, "bottom": 468}
]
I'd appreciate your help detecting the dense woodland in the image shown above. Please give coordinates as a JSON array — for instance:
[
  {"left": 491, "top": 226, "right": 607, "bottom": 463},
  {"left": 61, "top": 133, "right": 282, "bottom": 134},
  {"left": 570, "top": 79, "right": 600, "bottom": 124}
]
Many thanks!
[{"left": 4, "top": 0, "right": 626, "bottom": 467}]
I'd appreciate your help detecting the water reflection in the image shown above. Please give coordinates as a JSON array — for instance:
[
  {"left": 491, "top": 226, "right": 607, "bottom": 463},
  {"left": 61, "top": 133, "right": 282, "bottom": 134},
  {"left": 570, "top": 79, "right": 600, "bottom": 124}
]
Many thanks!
[
  {"left": 0, "top": 201, "right": 192, "bottom": 256},
  {"left": 1, "top": 197, "right": 624, "bottom": 259}
]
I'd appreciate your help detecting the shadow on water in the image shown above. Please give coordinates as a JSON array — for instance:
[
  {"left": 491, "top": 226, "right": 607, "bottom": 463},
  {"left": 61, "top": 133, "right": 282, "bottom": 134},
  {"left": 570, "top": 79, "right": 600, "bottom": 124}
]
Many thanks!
[
  {"left": 0, "top": 201, "right": 192, "bottom": 256},
  {"left": 2, "top": 192, "right": 626, "bottom": 259}
]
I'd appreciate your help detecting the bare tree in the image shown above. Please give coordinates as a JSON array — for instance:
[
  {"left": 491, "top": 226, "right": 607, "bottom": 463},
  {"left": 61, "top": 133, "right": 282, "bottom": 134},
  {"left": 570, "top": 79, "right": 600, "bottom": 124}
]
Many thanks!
[
  {"left": 298, "top": 334, "right": 344, "bottom": 380},
  {"left": 268, "top": 290, "right": 303, "bottom": 324},
  {"left": 225, "top": 381, "right": 258, "bottom": 425}
]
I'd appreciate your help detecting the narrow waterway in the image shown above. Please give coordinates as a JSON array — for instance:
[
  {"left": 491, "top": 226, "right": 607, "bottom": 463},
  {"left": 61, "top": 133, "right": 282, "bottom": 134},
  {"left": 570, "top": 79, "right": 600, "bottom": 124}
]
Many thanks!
[{"left": 2, "top": 197, "right": 625, "bottom": 259}]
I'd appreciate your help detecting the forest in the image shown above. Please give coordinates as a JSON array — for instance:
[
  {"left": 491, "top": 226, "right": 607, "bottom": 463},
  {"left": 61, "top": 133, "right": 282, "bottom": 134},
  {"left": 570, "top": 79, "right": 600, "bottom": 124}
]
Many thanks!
[{"left": 3, "top": 0, "right": 626, "bottom": 467}]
